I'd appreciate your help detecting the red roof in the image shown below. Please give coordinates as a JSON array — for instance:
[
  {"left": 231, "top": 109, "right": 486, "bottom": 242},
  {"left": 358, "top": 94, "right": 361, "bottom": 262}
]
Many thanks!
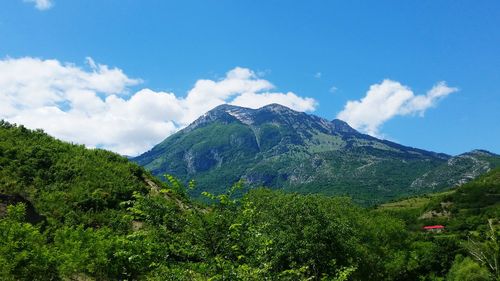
[{"left": 423, "top": 225, "right": 445, "bottom": 230}]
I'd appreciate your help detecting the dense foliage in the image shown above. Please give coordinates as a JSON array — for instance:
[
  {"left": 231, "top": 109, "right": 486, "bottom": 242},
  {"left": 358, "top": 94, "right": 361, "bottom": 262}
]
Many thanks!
[{"left": 1, "top": 121, "right": 499, "bottom": 280}]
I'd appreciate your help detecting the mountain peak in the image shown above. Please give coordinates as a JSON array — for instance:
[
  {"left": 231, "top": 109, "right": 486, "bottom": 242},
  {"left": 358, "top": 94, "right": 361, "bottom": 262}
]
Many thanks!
[
  {"left": 188, "top": 103, "right": 304, "bottom": 131},
  {"left": 461, "top": 149, "right": 498, "bottom": 157},
  {"left": 330, "top": 119, "right": 357, "bottom": 134},
  {"left": 185, "top": 104, "right": 255, "bottom": 132},
  {"left": 210, "top": 103, "right": 296, "bottom": 113},
  {"left": 260, "top": 103, "right": 298, "bottom": 112},
  {"left": 211, "top": 103, "right": 246, "bottom": 112},
  {"left": 187, "top": 103, "right": 359, "bottom": 135}
]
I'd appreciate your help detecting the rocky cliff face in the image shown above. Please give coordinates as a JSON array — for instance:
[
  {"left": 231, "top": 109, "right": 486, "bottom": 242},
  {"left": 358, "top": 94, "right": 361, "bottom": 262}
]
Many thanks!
[{"left": 133, "top": 104, "right": 499, "bottom": 205}]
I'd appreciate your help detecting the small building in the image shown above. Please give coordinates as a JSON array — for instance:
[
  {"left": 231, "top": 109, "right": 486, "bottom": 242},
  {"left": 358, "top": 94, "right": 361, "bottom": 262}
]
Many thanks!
[{"left": 422, "top": 225, "right": 445, "bottom": 233}]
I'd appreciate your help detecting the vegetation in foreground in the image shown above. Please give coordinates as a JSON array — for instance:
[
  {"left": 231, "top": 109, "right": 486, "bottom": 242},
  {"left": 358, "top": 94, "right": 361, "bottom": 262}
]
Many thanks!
[{"left": 1, "top": 121, "right": 499, "bottom": 280}]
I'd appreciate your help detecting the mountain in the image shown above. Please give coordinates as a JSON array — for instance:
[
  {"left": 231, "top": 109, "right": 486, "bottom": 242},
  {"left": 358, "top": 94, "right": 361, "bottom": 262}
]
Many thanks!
[
  {"left": 410, "top": 149, "right": 500, "bottom": 189},
  {"left": 133, "top": 104, "right": 499, "bottom": 205}
]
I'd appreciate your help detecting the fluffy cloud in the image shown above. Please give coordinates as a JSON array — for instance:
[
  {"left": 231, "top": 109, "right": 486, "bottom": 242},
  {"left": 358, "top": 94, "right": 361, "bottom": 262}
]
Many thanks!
[
  {"left": 132, "top": 67, "right": 316, "bottom": 127},
  {"left": 337, "top": 79, "right": 458, "bottom": 137},
  {"left": 0, "top": 57, "right": 316, "bottom": 155},
  {"left": 231, "top": 92, "right": 316, "bottom": 111},
  {"left": 24, "top": 0, "right": 53, "bottom": 10}
]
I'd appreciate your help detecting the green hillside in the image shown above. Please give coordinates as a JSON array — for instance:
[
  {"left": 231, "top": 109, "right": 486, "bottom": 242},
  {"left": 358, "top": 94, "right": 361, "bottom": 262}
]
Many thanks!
[
  {"left": 0, "top": 120, "right": 166, "bottom": 229},
  {"left": 0, "top": 121, "right": 195, "bottom": 280},
  {"left": 377, "top": 168, "right": 500, "bottom": 280},
  {"left": 379, "top": 167, "right": 500, "bottom": 232}
]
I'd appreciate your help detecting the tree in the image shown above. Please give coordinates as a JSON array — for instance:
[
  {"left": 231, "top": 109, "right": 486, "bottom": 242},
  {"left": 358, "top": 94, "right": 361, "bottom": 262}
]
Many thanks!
[
  {"left": 0, "top": 204, "right": 58, "bottom": 280},
  {"left": 466, "top": 220, "right": 500, "bottom": 279},
  {"left": 447, "top": 256, "right": 492, "bottom": 281}
]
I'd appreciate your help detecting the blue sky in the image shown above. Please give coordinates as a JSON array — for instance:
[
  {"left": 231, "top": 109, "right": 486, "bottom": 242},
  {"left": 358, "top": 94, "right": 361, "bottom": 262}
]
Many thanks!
[{"left": 1, "top": 1, "right": 499, "bottom": 155}]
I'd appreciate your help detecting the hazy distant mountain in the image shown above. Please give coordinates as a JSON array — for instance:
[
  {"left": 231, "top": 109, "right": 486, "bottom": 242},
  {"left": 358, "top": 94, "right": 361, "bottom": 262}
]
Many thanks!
[{"left": 133, "top": 104, "right": 499, "bottom": 205}]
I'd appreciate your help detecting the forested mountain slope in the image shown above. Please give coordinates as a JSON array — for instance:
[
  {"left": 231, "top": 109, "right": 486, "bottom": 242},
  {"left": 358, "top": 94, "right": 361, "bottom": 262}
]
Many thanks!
[{"left": 134, "top": 104, "right": 499, "bottom": 204}]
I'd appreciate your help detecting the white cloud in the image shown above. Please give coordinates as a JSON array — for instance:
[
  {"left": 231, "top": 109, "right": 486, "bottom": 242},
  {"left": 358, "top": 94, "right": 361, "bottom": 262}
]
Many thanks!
[
  {"left": 329, "top": 86, "right": 338, "bottom": 93},
  {"left": 337, "top": 79, "right": 458, "bottom": 137},
  {"left": 314, "top": 72, "right": 322, "bottom": 79},
  {"left": 0, "top": 57, "right": 316, "bottom": 155},
  {"left": 231, "top": 92, "right": 316, "bottom": 111},
  {"left": 153, "top": 66, "right": 316, "bottom": 126},
  {"left": 24, "top": 0, "right": 53, "bottom": 10}
]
